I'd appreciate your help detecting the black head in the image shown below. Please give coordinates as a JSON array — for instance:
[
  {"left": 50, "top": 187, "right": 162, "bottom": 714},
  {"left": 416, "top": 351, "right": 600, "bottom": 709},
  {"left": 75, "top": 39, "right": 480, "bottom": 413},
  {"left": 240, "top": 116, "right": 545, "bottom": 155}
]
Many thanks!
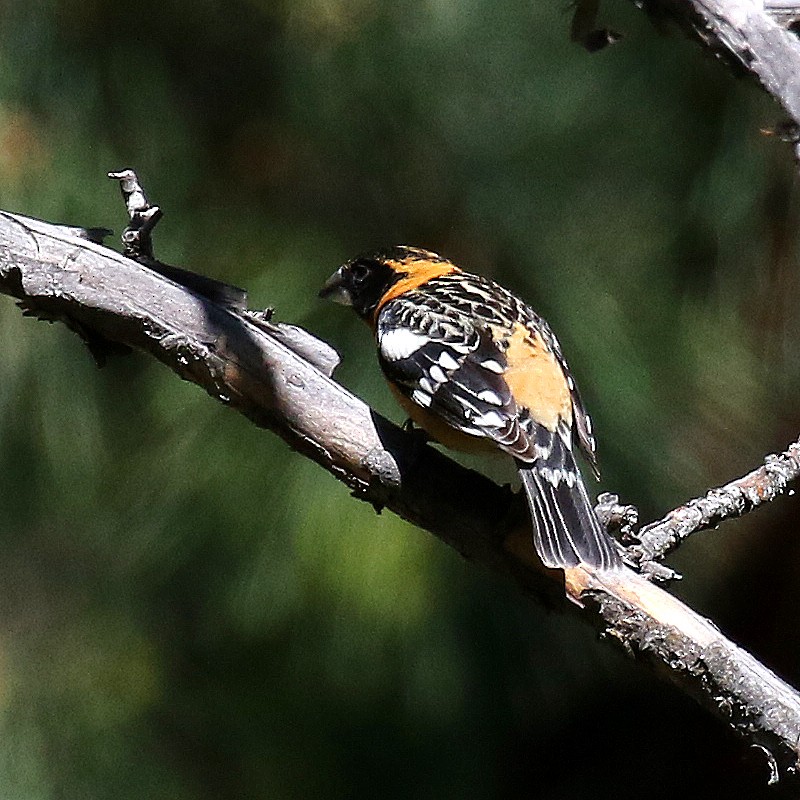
[{"left": 319, "top": 249, "right": 410, "bottom": 319}]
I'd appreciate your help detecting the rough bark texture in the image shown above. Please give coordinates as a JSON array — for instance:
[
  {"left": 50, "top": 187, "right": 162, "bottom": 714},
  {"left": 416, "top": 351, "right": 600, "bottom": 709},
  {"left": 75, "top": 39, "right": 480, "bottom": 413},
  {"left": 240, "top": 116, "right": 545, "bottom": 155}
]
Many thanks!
[
  {"left": 640, "top": 0, "right": 800, "bottom": 158},
  {"left": 631, "top": 441, "right": 800, "bottom": 564},
  {"left": 1, "top": 209, "right": 799, "bottom": 784}
]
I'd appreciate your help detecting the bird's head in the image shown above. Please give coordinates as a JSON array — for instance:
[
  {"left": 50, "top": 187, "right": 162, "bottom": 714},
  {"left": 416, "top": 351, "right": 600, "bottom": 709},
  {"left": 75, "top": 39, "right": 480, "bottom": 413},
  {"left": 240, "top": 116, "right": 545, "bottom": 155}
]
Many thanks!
[{"left": 319, "top": 246, "right": 455, "bottom": 321}]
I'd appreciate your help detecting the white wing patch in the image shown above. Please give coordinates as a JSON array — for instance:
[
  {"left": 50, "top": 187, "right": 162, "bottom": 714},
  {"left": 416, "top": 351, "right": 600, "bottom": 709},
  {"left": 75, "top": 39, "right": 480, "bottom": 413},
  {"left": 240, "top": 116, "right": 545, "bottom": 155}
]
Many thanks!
[
  {"left": 411, "top": 389, "right": 433, "bottom": 407},
  {"left": 428, "top": 365, "right": 447, "bottom": 384},
  {"left": 471, "top": 410, "right": 505, "bottom": 428},
  {"left": 418, "top": 377, "right": 435, "bottom": 395},
  {"left": 437, "top": 351, "right": 460, "bottom": 371},
  {"left": 379, "top": 328, "right": 430, "bottom": 361},
  {"left": 539, "top": 466, "right": 577, "bottom": 488},
  {"left": 477, "top": 389, "right": 503, "bottom": 406},
  {"left": 480, "top": 358, "right": 504, "bottom": 374}
]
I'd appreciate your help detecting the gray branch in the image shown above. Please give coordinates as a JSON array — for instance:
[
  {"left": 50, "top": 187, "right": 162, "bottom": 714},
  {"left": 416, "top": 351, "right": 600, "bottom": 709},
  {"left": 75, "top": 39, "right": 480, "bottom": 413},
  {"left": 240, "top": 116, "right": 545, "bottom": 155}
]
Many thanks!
[
  {"left": 1, "top": 207, "right": 799, "bottom": 784},
  {"left": 629, "top": 440, "right": 800, "bottom": 564},
  {"left": 632, "top": 0, "right": 800, "bottom": 159}
]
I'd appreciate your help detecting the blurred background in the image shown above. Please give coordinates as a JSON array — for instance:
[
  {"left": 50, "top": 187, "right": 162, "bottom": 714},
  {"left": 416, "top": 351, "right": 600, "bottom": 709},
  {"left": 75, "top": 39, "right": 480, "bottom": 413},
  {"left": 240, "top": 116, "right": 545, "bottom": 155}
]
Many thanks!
[{"left": 1, "top": 0, "right": 799, "bottom": 797}]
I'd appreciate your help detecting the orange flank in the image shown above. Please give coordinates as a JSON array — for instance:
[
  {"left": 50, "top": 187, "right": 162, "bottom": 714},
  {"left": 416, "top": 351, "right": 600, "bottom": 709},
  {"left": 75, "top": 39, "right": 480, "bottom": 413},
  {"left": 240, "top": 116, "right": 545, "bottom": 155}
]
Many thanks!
[
  {"left": 374, "top": 258, "right": 458, "bottom": 319},
  {"left": 501, "top": 323, "right": 571, "bottom": 432}
]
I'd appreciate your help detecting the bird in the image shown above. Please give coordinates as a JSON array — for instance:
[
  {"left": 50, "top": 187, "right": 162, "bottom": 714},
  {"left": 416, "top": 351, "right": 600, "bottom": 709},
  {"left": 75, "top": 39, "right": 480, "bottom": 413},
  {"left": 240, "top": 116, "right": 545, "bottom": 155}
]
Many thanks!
[{"left": 319, "top": 246, "right": 621, "bottom": 572}]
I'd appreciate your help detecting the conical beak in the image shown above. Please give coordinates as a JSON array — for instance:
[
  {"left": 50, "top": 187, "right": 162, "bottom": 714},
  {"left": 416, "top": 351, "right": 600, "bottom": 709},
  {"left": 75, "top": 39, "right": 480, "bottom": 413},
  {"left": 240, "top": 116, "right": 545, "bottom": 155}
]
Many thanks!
[{"left": 318, "top": 267, "right": 352, "bottom": 305}]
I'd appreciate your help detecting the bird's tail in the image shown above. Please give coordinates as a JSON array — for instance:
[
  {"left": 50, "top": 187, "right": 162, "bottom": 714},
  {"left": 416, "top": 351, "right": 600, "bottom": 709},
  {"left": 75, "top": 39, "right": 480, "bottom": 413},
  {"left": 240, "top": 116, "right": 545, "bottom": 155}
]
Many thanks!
[{"left": 517, "top": 441, "right": 621, "bottom": 572}]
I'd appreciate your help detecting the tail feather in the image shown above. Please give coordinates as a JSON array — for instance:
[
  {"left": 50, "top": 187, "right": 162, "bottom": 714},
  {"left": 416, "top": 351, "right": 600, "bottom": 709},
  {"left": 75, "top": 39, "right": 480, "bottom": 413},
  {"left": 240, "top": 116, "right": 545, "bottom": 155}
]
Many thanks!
[{"left": 518, "top": 444, "right": 621, "bottom": 571}]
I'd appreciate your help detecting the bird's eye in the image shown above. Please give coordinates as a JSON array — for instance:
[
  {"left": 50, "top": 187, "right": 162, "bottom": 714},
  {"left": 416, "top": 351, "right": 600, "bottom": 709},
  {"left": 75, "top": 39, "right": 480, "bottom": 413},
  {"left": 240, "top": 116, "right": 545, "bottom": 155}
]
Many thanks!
[{"left": 349, "top": 262, "right": 370, "bottom": 284}]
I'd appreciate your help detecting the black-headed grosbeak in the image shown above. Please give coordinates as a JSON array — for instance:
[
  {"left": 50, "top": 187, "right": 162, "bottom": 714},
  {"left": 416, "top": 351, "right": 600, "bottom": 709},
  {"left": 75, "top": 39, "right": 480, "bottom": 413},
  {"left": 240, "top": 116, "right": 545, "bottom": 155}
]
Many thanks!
[{"left": 320, "top": 246, "right": 620, "bottom": 572}]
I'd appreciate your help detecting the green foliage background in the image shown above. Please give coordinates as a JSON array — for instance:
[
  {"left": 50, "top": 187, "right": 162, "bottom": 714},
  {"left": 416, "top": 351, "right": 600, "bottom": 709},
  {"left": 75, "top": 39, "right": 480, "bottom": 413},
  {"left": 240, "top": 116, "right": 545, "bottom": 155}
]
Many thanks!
[{"left": 1, "top": 1, "right": 799, "bottom": 797}]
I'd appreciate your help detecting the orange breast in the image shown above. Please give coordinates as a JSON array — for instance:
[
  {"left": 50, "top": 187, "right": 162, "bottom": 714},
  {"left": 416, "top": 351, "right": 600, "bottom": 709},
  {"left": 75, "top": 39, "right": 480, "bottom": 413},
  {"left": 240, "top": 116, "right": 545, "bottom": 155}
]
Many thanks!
[{"left": 500, "top": 322, "right": 571, "bottom": 432}]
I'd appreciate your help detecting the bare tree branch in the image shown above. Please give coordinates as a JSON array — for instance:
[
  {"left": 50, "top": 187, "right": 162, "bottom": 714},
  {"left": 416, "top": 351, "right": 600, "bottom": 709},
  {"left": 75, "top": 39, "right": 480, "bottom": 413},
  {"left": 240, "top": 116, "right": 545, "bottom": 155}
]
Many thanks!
[
  {"left": 1, "top": 207, "right": 799, "bottom": 784},
  {"left": 628, "top": 0, "right": 800, "bottom": 159},
  {"left": 629, "top": 440, "right": 800, "bottom": 565}
]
